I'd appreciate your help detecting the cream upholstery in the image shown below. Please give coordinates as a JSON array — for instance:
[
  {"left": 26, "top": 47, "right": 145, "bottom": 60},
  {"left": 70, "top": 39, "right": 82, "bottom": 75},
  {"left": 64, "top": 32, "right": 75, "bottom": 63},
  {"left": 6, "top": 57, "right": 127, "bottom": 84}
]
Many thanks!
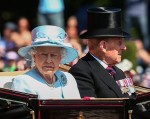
[
  {"left": 0, "top": 71, "right": 28, "bottom": 89},
  {"left": 0, "top": 76, "right": 16, "bottom": 89}
]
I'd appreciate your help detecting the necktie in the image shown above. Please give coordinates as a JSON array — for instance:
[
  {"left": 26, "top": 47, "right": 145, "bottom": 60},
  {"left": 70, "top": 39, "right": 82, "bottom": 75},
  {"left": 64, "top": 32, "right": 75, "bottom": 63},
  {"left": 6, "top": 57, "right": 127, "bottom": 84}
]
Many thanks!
[{"left": 106, "top": 66, "right": 116, "bottom": 77}]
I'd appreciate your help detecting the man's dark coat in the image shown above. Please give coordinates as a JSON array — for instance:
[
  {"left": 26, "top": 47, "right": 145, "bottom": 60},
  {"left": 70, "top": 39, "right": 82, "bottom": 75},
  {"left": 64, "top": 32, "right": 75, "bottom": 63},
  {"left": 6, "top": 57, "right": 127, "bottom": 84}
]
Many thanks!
[{"left": 69, "top": 52, "right": 127, "bottom": 98}]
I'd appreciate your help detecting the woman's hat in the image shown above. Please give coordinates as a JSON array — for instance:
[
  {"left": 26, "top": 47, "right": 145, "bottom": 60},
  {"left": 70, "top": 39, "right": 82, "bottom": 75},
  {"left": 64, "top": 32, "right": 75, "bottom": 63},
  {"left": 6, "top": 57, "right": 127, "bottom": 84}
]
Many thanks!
[
  {"left": 80, "top": 7, "right": 130, "bottom": 39},
  {"left": 18, "top": 25, "right": 78, "bottom": 64}
]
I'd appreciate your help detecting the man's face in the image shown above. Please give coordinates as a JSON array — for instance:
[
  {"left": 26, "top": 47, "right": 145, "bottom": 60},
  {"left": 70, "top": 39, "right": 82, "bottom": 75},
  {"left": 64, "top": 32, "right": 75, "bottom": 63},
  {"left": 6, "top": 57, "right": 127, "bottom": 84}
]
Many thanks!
[
  {"left": 33, "top": 46, "right": 61, "bottom": 77},
  {"left": 104, "top": 38, "right": 126, "bottom": 65}
]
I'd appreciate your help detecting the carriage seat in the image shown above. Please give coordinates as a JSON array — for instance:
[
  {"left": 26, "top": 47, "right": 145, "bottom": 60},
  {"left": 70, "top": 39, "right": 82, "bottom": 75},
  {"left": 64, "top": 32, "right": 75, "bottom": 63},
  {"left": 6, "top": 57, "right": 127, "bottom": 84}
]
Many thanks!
[{"left": 0, "top": 71, "right": 28, "bottom": 89}]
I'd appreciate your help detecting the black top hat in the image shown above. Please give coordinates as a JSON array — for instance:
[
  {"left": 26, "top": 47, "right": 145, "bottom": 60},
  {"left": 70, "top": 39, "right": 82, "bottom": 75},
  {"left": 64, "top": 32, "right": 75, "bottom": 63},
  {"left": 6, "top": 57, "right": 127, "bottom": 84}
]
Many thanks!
[{"left": 80, "top": 7, "right": 130, "bottom": 39}]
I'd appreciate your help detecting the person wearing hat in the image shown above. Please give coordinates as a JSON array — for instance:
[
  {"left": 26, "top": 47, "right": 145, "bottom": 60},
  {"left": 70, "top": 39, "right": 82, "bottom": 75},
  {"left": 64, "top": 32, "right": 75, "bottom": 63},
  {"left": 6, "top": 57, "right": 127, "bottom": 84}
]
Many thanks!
[
  {"left": 69, "top": 7, "right": 136, "bottom": 98},
  {"left": 3, "top": 51, "right": 19, "bottom": 72},
  {"left": 11, "top": 25, "right": 80, "bottom": 99}
]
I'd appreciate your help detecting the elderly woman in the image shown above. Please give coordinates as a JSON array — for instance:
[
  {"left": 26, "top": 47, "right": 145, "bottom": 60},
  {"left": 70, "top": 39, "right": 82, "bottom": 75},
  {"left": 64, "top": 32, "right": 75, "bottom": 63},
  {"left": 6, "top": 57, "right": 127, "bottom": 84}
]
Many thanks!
[{"left": 11, "top": 25, "right": 80, "bottom": 99}]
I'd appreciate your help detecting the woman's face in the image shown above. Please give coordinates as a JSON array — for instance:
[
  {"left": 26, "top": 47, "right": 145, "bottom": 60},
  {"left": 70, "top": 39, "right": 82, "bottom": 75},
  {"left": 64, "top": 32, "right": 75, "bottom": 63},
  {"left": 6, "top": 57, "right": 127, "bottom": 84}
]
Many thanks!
[
  {"left": 104, "top": 38, "right": 126, "bottom": 65},
  {"left": 33, "top": 46, "right": 61, "bottom": 77}
]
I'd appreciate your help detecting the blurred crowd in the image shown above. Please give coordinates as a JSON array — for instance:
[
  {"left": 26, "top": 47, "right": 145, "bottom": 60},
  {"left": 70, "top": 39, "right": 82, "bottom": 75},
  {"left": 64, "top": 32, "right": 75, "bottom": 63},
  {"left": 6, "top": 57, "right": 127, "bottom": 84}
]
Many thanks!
[
  {"left": 0, "top": 15, "right": 150, "bottom": 89},
  {"left": 0, "top": 17, "right": 32, "bottom": 72},
  {"left": 0, "top": 15, "right": 88, "bottom": 72}
]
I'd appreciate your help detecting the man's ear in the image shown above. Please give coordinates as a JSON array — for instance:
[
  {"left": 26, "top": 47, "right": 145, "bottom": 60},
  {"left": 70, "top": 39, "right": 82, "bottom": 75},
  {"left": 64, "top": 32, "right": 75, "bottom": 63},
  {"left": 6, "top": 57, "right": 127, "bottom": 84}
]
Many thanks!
[{"left": 99, "top": 41, "right": 107, "bottom": 52}]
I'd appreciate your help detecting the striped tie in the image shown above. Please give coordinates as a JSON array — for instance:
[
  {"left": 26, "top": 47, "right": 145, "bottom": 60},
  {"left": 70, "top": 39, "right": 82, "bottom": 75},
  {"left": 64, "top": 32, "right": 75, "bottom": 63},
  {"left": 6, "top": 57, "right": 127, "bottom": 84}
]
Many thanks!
[{"left": 106, "top": 66, "right": 116, "bottom": 76}]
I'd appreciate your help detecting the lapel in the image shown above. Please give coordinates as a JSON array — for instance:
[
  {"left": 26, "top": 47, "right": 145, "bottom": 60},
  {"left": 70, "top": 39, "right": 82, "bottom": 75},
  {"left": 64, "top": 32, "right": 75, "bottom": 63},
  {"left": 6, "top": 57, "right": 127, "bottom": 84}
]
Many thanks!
[{"left": 86, "top": 53, "right": 123, "bottom": 97}]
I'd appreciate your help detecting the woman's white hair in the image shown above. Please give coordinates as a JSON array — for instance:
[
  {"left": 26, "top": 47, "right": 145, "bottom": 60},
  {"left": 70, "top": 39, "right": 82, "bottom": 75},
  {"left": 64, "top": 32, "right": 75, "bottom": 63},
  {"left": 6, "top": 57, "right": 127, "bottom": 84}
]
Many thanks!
[{"left": 28, "top": 47, "right": 66, "bottom": 67}]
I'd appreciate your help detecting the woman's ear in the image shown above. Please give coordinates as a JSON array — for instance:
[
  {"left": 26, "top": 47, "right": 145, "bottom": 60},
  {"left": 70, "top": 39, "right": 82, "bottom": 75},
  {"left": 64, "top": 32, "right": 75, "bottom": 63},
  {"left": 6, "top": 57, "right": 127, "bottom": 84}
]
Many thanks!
[{"left": 32, "top": 54, "right": 36, "bottom": 63}]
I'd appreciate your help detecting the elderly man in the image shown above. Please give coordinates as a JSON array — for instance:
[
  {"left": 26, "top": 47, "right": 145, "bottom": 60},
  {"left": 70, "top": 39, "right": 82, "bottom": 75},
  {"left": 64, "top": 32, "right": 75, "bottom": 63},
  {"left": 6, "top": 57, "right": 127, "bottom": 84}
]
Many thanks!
[{"left": 69, "top": 7, "right": 136, "bottom": 98}]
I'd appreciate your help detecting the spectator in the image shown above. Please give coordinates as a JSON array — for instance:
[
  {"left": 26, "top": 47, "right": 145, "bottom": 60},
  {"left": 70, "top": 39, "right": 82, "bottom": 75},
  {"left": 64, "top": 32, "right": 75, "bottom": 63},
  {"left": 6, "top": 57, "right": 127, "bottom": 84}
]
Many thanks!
[
  {"left": 0, "top": 40, "right": 5, "bottom": 57},
  {"left": 11, "top": 17, "right": 32, "bottom": 48},
  {"left": 66, "top": 16, "right": 85, "bottom": 65},
  {"left": 80, "top": 30, "right": 89, "bottom": 55},
  {"left": 37, "top": 0, "right": 65, "bottom": 28},
  {"left": 66, "top": 16, "right": 79, "bottom": 41},
  {"left": 140, "top": 67, "right": 150, "bottom": 88},
  {"left": 0, "top": 58, "right": 5, "bottom": 72},
  {"left": 1, "top": 22, "right": 17, "bottom": 52},
  {"left": 116, "top": 59, "right": 136, "bottom": 79},
  {"left": 75, "top": 0, "right": 96, "bottom": 34},
  {"left": 17, "top": 17, "right": 32, "bottom": 46},
  {"left": 133, "top": 39, "right": 150, "bottom": 74},
  {"left": 16, "top": 58, "right": 30, "bottom": 71},
  {"left": 3, "top": 51, "right": 19, "bottom": 72},
  {"left": 124, "top": 0, "right": 150, "bottom": 51}
]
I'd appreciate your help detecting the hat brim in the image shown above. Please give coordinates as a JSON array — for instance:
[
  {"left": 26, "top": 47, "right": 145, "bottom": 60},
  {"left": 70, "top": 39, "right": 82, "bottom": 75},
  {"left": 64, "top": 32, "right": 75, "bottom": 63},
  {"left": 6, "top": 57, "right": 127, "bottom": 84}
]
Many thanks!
[
  {"left": 80, "top": 29, "right": 130, "bottom": 39},
  {"left": 18, "top": 44, "right": 78, "bottom": 64}
]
